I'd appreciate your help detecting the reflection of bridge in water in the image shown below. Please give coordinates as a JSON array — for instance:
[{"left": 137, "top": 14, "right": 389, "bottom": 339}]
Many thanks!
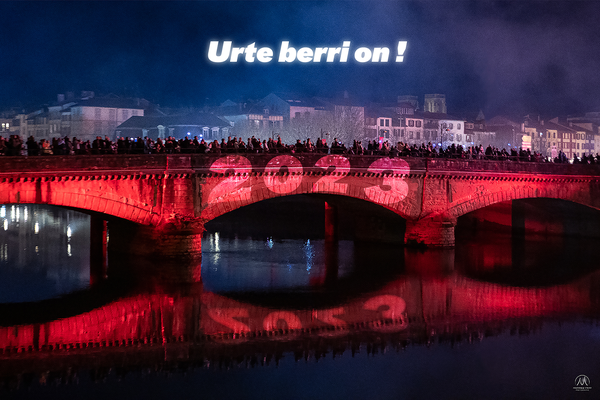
[{"left": 1, "top": 271, "right": 599, "bottom": 386}]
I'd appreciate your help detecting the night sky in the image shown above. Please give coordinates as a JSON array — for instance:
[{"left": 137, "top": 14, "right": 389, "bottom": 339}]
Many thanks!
[{"left": 2, "top": 1, "right": 600, "bottom": 118}]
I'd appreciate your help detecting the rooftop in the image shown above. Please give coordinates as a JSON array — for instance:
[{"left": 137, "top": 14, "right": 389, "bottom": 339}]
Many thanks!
[{"left": 116, "top": 114, "right": 231, "bottom": 129}]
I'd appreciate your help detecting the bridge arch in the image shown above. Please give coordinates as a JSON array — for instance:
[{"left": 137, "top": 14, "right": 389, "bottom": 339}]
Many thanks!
[
  {"left": 199, "top": 172, "right": 415, "bottom": 223},
  {"left": 446, "top": 180, "right": 600, "bottom": 219},
  {"left": 203, "top": 192, "right": 408, "bottom": 246},
  {"left": 198, "top": 154, "right": 417, "bottom": 223},
  {"left": 0, "top": 176, "right": 162, "bottom": 226}
]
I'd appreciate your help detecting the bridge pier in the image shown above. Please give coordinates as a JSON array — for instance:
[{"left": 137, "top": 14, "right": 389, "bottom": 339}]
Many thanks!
[
  {"left": 324, "top": 201, "right": 338, "bottom": 242},
  {"left": 405, "top": 216, "right": 456, "bottom": 247},
  {"left": 108, "top": 219, "right": 204, "bottom": 283},
  {"left": 90, "top": 216, "right": 107, "bottom": 285},
  {"left": 323, "top": 202, "right": 339, "bottom": 284}
]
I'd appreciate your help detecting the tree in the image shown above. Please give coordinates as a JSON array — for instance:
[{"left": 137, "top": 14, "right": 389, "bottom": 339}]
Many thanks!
[{"left": 278, "top": 106, "right": 365, "bottom": 146}]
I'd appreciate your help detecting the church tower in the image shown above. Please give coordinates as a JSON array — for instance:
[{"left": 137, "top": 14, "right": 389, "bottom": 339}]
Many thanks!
[{"left": 424, "top": 94, "right": 447, "bottom": 114}]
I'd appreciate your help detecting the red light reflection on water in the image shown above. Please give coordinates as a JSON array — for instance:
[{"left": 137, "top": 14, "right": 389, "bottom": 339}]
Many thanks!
[{"left": 0, "top": 272, "right": 596, "bottom": 353}]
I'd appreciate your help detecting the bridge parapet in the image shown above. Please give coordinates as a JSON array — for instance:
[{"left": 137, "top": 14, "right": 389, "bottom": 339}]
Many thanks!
[
  {"left": 422, "top": 158, "right": 600, "bottom": 176},
  {"left": 2, "top": 154, "right": 600, "bottom": 176}
]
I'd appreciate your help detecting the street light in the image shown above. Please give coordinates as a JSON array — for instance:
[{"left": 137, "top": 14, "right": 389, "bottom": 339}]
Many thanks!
[{"left": 440, "top": 126, "right": 450, "bottom": 149}]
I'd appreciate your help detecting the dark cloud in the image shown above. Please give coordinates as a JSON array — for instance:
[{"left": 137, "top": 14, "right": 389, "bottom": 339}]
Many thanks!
[
  {"left": 419, "top": 1, "right": 600, "bottom": 116},
  {"left": 1, "top": 1, "right": 599, "bottom": 117}
]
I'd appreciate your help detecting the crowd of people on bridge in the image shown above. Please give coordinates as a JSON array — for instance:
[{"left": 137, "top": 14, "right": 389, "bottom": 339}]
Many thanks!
[{"left": 0, "top": 133, "right": 595, "bottom": 164}]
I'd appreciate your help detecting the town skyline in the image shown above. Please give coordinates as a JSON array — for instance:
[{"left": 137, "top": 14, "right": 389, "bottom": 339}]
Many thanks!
[
  {"left": 1, "top": 87, "right": 596, "bottom": 121},
  {"left": 3, "top": 89, "right": 600, "bottom": 162}
]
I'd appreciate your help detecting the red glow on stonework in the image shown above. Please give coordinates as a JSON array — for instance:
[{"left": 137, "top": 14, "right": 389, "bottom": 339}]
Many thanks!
[{"left": 3, "top": 155, "right": 599, "bottom": 249}]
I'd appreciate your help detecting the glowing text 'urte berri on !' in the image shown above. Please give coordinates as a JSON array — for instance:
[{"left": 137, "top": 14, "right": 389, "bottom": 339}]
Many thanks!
[{"left": 207, "top": 41, "right": 408, "bottom": 63}]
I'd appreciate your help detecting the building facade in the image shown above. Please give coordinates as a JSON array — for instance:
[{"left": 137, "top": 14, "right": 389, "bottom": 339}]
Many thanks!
[
  {"left": 70, "top": 98, "right": 145, "bottom": 142},
  {"left": 115, "top": 114, "right": 231, "bottom": 141}
]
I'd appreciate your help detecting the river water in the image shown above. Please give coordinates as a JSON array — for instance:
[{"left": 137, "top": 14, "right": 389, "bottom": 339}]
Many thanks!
[{"left": 1, "top": 200, "right": 599, "bottom": 399}]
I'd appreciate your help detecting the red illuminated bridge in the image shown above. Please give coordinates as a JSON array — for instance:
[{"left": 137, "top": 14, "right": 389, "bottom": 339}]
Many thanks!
[{"left": 2, "top": 154, "right": 600, "bottom": 280}]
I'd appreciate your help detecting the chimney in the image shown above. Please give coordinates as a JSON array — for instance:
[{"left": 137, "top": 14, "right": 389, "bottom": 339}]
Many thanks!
[
  {"left": 80, "top": 91, "right": 95, "bottom": 99},
  {"left": 541, "top": 120, "right": 544, "bottom": 126}
]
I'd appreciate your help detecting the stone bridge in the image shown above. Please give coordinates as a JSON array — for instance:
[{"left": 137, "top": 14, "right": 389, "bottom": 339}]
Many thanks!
[{"left": 1, "top": 154, "right": 600, "bottom": 263}]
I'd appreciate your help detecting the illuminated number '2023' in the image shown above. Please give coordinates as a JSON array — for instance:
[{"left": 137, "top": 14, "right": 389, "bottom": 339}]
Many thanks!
[
  {"left": 207, "top": 155, "right": 410, "bottom": 205},
  {"left": 364, "top": 158, "right": 410, "bottom": 204},
  {"left": 263, "top": 155, "right": 303, "bottom": 194},
  {"left": 313, "top": 155, "right": 351, "bottom": 194},
  {"left": 207, "top": 156, "right": 253, "bottom": 204}
]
